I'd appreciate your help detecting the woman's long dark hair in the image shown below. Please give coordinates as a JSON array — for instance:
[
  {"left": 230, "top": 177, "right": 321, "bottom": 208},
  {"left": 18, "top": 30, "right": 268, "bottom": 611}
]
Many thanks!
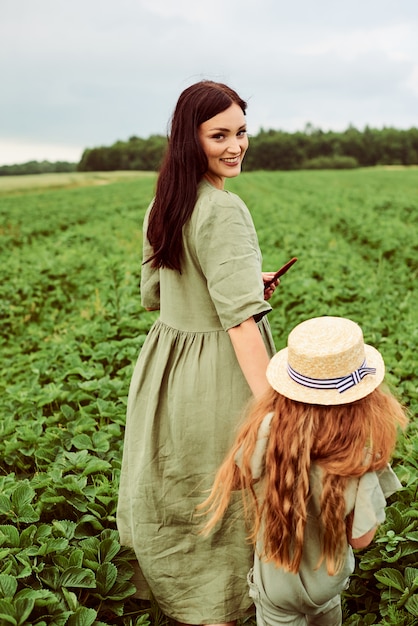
[{"left": 146, "top": 80, "right": 247, "bottom": 271}]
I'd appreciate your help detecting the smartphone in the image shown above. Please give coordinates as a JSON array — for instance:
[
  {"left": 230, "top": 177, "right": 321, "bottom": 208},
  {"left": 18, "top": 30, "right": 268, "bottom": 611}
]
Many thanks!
[{"left": 264, "top": 257, "right": 298, "bottom": 289}]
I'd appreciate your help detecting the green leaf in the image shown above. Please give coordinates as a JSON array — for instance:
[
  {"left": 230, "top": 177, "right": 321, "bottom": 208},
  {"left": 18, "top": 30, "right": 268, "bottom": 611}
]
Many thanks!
[
  {"left": 61, "top": 588, "right": 78, "bottom": 612},
  {"left": 405, "top": 531, "right": 418, "bottom": 542},
  {"left": 75, "top": 514, "right": 105, "bottom": 535},
  {"left": 65, "top": 366, "right": 100, "bottom": 380},
  {"left": 0, "top": 525, "right": 20, "bottom": 548},
  {"left": 66, "top": 606, "right": 97, "bottom": 626},
  {"left": 396, "top": 542, "right": 418, "bottom": 558},
  {"left": 68, "top": 549, "right": 84, "bottom": 569},
  {"left": 80, "top": 458, "right": 111, "bottom": 476},
  {"left": 383, "top": 547, "right": 403, "bottom": 562},
  {"left": 77, "top": 536, "right": 99, "bottom": 558},
  {"left": 0, "top": 495, "right": 12, "bottom": 515},
  {"left": 404, "top": 566, "right": 418, "bottom": 590},
  {"left": 91, "top": 431, "right": 110, "bottom": 453},
  {"left": 59, "top": 566, "right": 96, "bottom": 588},
  {"left": 14, "top": 504, "right": 39, "bottom": 523},
  {"left": 46, "top": 537, "right": 70, "bottom": 553},
  {"left": 96, "top": 562, "right": 118, "bottom": 595},
  {"left": 0, "top": 598, "right": 17, "bottom": 625},
  {"left": 52, "top": 519, "right": 77, "bottom": 539},
  {"left": 12, "top": 555, "right": 32, "bottom": 579},
  {"left": 14, "top": 597, "right": 35, "bottom": 625},
  {"left": 10, "top": 483, "right": 38, "bottom": 522},
  {"left": 39, "top": 566, "right": 60, "bottom": 590},
  {"left": 0, "top": 574, "right": 17, "bottom": 598},
  {"left": 71, "top": 434, "right": 93, "bottom": 450},
  {"left": 375, "top": 567, "right": 405, "bottom": 592},
  {"left": 13, "top": 587, "right": 57, "bottom": 604},
  {"left": 35, "top": 523, "right": 54, "bottom": 541},
  {"left": 405, "top": 594, "right": 418, "bottom": 617},
  {"left": 19, "top": 524, "right": 39, "bottom": 548},
  {"left": 104, "top": 579, "right": 137, "bottom": 601},
  {"left": 61, "top": 404, "right": 75, "bottom": 419},
  {"left": 99, "top": 537, "right": 120, "bottom": 564}
]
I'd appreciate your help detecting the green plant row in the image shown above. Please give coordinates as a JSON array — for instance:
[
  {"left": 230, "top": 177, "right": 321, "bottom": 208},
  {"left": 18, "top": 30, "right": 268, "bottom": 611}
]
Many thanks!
[{"left": 0, "top": 169, "right": 417, "bottom": 625}]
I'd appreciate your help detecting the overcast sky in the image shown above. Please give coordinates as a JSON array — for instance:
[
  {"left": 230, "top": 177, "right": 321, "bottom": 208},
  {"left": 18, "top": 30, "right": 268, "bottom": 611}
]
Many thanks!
[{"left": 1, "top": 0, "right": 418, "bottom": 165}]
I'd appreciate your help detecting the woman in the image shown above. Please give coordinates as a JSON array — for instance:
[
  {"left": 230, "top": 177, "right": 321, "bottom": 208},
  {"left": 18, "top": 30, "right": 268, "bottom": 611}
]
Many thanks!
[{"left": 117, "top": 80, "right": 278, "bottom": 625}]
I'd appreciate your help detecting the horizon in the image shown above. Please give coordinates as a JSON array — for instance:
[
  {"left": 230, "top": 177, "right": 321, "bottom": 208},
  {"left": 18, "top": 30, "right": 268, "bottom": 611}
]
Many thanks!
[{"left": 2, "top": 121, "right": 417, "bottom": 168}]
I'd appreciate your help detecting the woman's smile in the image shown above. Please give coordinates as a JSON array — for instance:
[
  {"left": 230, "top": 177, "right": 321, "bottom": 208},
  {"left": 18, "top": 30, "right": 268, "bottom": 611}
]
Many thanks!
[{"left": 221, "top": 156, "right": 241, "bottom": 165}]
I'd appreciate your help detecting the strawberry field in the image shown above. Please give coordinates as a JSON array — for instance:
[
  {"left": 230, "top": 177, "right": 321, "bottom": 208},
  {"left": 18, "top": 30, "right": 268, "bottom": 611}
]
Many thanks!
[{"left": 0, "top": 169, "right": 417, "bottom": 625}]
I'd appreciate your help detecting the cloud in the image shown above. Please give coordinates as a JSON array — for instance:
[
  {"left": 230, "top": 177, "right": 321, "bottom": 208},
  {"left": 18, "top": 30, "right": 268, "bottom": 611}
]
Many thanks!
[
  {"left": 1, "top": 0, "right": 417, "bottom": 164},
  {"left": 0, "top": 139, "right": 83, "bottom": 166}
]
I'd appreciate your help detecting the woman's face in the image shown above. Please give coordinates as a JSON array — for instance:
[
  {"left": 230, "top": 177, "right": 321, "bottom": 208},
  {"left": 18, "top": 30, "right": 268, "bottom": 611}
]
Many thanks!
[{"left": 198, "top": 103, "right": 248, "bottom": 189}]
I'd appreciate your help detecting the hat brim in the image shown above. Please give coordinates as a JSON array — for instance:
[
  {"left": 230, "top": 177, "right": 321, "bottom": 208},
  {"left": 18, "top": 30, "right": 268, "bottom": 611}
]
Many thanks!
[{"left": 266, "top": 344, "right": 385, "bottom": 405}]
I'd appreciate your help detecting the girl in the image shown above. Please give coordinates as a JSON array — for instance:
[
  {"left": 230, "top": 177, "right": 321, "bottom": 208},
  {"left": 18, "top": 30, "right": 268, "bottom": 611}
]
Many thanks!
[{"left": 201, "top": 316, "right": 408, "bottom": 626}]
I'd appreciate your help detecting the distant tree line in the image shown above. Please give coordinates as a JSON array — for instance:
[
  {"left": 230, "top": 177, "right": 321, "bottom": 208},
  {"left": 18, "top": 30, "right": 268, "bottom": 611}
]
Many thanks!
[
  {"left": 244, "top": 125, "right": 418, "bottom": 170},
  {"left": 77, "top": 135, "right": 166, "bottom": 172},
  {"left": 77, "top": 125, "right": 418, "bottom": 172},
  {"left": 0, "top": 160, "right": 77, "bottom": 176},
  {"left": 2, "top": 126, "right": 418, "bottom": 175}
]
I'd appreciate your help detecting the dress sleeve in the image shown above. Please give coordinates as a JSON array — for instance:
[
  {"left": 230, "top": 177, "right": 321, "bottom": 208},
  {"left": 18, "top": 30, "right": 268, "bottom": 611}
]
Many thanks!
[
  {"left": 351, "top": 464, "right": 403, "bottom": 539},
  {"left": 193, "top": 189, "right": 272, "bottom": 331},
  {"left": 140, "top": 203, "right": 160, "bottom": 310}
]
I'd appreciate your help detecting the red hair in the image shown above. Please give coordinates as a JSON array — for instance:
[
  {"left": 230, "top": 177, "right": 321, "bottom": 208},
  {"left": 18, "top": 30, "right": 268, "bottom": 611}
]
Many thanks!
[{"left": 200, "top": 385, "right": 408, "bottom": 575}]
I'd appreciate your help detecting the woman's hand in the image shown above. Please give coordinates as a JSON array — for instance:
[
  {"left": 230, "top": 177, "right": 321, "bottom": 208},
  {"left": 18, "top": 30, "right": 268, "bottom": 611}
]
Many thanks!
[{"left": 262, "top": 272, "right": 280, "bottom": 300}]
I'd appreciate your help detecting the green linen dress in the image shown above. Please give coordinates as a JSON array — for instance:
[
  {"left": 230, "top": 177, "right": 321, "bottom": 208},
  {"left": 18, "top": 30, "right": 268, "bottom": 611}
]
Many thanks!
[
  {"left": 117, "top": 180, "right": 276, "bottom": 623},
  {"left": 244, "top": 413, "right": 403, "bottom": 626}
]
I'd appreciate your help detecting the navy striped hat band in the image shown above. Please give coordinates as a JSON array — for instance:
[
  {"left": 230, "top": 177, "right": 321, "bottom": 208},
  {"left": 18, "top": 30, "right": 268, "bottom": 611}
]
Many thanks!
[{"left": 287, "top": 360, "right": 377, "bottom": 394}]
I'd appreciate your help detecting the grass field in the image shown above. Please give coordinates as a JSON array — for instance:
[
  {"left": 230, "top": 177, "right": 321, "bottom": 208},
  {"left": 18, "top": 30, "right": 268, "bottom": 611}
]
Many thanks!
[
  {"left": 0, "top": 168, "right": 417, "bottom": 625},
  {"left": 0, "top": 170, "right": 154, "bottom": 195}
]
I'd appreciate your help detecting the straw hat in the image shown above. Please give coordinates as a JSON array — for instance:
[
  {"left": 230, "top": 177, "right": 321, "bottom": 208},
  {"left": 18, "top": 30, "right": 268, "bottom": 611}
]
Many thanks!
[{"left": 266, "top": 316, "right": 385, "bottom": 405}]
